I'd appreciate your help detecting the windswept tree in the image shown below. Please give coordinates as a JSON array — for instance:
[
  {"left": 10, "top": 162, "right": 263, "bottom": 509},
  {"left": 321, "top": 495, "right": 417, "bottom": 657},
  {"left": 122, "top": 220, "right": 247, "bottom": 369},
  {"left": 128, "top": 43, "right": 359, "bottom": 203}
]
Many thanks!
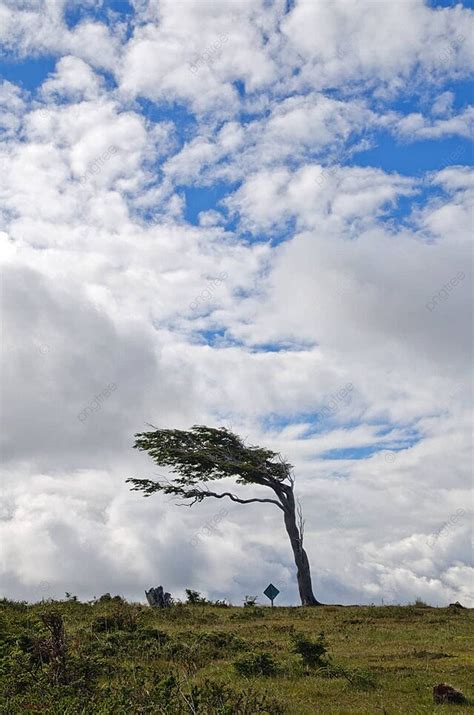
[{"left": 127, "top": 425, "right": 321, "bottom": 606}]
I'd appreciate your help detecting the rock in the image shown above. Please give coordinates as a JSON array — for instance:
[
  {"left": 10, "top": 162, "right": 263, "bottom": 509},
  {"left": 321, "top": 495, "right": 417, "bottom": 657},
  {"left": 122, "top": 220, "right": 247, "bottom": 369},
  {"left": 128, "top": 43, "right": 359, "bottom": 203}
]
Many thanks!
[
  {"left": 145, "top": 585, "right": 172, "bottom": 608},
  {"left": 433, "top": 683, "right": 466, "bottom": 704},
  {"left": 448, "top": 601, "right": 466, "bottom": 609}
]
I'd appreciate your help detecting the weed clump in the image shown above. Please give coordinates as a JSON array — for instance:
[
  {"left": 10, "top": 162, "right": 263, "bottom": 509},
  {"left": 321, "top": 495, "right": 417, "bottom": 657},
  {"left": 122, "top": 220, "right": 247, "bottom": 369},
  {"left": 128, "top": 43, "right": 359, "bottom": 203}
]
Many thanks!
[
  {"left": 318, "top": 663, "right": 378, "bottom": 690},
  {"left": 184, "top": 588, "right": 229, "bottom": 607},
  {"left": 231, "top": 606, "right": 265, "bottom": 621},
  {"left": 234, "top": 651, "right": 279, "bottom": 677},
  {"left": 292, "top": 630, "right": 329, "bottom": 668},
  {"left": 91, "top": 603, "right": 138, "bottom": 633}
]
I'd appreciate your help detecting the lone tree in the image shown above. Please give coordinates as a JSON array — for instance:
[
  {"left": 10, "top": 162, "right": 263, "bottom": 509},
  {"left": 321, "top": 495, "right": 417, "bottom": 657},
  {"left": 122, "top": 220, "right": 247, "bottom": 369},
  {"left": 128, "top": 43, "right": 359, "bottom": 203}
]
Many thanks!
[{"left": 127, "top": 425, "right": 321, "bottom": 606}]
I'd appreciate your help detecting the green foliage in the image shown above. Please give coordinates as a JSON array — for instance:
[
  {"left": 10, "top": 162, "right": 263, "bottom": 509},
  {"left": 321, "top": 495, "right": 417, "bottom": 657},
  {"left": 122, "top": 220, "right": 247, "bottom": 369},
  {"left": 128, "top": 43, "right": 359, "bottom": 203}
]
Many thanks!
[
  {"left": 317, "top": 662, "right": 378, "bottom": 690},
  {"left": 95, "top": 592, "right": 124, "bottom": 604},
  {"left": 234, "top": 650, "right": 279, "bottom": 677},
  {"left": 187, "top": 678, "right": 284, "bottom": 714},
  {"left": 231, "top": 606, "right": 265, "bottom": 620},
  {"left": 291, "top": 630, "right": 377, "bottom": 690},
  {"left": 291, "top": 630, "right": 329, "bottom": 668},
  {"left": 136, "top": 627, "right": 169, "bottom": 644},
  {"left": 185, "top": 588, "right": 207, "bottom": 605},
  {"left": 197, "top": 630, "right": 245, "bottom": 653},
  {"left": 91, "top": 602, "right": 138, "bottom": 633},
  {"left": 184, "top": 589, "right": 229, "bottom": 608},
  {"left": 127, "top": 425, "right": 293, "bottom": 499}
]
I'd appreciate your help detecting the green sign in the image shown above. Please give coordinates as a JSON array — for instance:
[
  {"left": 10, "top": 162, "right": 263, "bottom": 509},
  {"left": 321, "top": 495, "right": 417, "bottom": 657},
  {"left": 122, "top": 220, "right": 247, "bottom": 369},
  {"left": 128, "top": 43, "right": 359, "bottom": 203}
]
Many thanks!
[{"left": 263, "top": 583, "right": 280, "bottom": 605}]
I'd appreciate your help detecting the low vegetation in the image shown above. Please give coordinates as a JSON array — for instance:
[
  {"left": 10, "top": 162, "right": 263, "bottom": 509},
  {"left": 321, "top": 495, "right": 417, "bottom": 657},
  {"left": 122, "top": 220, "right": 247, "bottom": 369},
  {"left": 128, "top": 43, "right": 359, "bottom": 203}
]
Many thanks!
[{"left": 0, "top": 595, "right": 472, "bottom": 713}]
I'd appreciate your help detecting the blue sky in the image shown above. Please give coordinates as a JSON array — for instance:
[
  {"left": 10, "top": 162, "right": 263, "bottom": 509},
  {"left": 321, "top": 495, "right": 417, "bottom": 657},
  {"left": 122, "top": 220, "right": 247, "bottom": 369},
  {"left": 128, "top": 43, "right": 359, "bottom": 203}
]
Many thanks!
[{"left": 0, "top": 0, "right": 472, "bottom": 606}]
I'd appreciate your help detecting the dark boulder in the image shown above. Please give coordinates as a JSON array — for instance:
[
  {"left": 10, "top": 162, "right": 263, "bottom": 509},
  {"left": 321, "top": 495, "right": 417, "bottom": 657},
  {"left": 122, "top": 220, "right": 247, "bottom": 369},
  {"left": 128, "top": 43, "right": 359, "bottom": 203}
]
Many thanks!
[{"left": 433, "top": 683, "right": 466, "bottom": 704}]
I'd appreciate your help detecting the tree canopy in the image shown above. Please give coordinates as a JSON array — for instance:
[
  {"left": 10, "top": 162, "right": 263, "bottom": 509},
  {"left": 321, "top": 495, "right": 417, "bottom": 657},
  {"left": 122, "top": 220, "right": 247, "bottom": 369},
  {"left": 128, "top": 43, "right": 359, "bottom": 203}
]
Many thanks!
[{"left": 127, "top": 425, "right": 294, "bottom": 510}]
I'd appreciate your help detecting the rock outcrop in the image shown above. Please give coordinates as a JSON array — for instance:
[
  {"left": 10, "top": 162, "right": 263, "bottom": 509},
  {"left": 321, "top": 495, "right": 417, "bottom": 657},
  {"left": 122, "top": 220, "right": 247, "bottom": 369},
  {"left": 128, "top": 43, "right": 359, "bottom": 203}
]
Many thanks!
[{"left": 145, "top": 585, "right": 172, "bottom": 607}]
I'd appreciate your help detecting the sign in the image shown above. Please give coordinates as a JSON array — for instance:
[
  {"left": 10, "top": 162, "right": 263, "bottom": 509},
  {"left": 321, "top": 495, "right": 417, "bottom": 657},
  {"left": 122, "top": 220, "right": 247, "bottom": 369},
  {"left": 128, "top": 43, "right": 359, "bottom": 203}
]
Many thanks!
[{"left": 263, "top": 583, "right": 280, "bottom": 606}]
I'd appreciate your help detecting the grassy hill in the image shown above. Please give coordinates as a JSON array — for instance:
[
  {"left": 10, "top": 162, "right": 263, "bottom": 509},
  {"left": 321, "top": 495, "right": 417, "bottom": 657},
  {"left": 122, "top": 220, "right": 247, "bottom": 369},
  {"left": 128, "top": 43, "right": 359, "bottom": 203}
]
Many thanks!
[{"left": 0, "top": 595, "right": 472, "bottom": 714}]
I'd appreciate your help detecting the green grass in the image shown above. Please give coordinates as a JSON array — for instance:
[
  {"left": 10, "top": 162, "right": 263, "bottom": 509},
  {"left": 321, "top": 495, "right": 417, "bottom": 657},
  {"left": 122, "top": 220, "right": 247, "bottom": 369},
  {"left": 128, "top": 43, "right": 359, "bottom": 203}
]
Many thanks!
[{"left": 0, "top": 597, "right": 472, "bottom": 714}]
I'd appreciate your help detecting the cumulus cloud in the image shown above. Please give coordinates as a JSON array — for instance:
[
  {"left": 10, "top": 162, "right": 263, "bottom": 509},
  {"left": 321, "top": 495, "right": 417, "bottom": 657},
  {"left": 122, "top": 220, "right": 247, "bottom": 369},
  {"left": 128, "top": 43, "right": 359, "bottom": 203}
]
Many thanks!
[{"left": 0, "top": 0, "right": 120, "bottom": 69}]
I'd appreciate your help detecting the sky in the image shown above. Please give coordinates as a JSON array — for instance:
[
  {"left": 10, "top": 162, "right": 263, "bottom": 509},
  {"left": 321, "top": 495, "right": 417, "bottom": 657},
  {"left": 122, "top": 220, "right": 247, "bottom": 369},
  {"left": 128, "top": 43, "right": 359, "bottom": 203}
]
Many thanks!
[{"left": 0, "top": 0, "right": 472, "bottom": 608}]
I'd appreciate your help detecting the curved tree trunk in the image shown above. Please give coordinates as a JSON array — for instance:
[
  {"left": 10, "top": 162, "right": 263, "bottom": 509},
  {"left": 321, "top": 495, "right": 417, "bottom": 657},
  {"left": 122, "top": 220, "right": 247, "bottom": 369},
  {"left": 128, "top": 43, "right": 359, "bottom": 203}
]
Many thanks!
[{"left": 283, "top": 495, "right": 321, "bottom": 605}]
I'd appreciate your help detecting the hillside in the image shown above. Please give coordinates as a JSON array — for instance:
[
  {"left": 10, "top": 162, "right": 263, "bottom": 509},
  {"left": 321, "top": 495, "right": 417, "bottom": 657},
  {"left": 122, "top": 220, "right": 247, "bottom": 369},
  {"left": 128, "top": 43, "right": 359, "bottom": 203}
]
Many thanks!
[{"left": 0, "top": 597, "right": 472, "bottom": 714}]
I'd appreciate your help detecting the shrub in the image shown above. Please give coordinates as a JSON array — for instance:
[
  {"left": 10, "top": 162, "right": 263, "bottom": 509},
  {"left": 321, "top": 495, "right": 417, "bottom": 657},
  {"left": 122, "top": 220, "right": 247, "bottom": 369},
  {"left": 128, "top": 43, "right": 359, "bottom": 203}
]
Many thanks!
[
  {"left": 185, "top": 588, "right": 207, "bottom": 605},
  {"left": 198, "top": 630, "right": 244, "bottom": 650},
  {"left": 91, "top": 603, "right": 138, "bottom": 633},
  {"left": 137, "top": 627, "right": 169, "bottom": 644},
  {"left": 292, "top": 631, "right": 378, "bottom": 690},
  {"left": 91, "top": 615, "right": 120, "bottom": 633},
  {"left": 187, "top": 678, "right": 284, "bottom": 714},
  {"left": 110, "top": 675, "right": 284, "bottom": 714},
  {"left": 16, "top": 611, "right": 69, "bottom": 685},
  {"left": 96, "top": 592, "right": 124, "bottom": 604},
  {"left": 292, "top": 631, "right": 329, "bottom": 668},
  {"left": 184, "top": 589, "right": 229, "bottom": 607},
  {"left": 38, "top": 611, "right": 68, "bottom": 684},
  {"left": 0, "top": 598, "right": 28, "bottom": 612},
  {"left": 163, "top": 639, "right": 212, "bottom": 673},
  {"left": 234, "top": 651, "right": 279, "bottom": 677},
  {"left": 231, "top": 607, "right": 265, "bottom": 621}
]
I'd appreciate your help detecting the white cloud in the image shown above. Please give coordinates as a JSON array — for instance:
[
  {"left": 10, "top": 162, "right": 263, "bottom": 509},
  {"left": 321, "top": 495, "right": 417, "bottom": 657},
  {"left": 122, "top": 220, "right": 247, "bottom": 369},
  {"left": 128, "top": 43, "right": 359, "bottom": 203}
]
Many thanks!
[
  {"left": 40, "top": 56, "right": 103, "bottom": 101},
  {"left": 431, "top": 90, "right": 455, "bottom": 117},
  {"left": 0, "top": 0, "right": 120, "bottom": 69},
  {"left": 281, "top": 0, "right": 474, "bottom": 91},
  {"left": 395, "top": 106, "right": 474, "bottom": 140}
]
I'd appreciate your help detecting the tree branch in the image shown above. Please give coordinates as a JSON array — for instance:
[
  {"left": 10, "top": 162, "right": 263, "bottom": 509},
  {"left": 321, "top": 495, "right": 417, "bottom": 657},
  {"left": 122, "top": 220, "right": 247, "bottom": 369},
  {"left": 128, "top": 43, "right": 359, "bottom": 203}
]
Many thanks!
[
  {"left": 126, "top": 478, "right": 285, "bottom": 511},
  {"left": 296, "top": 498, "right": 305, "bottom": 544},
  {"left": 202, "top": 489, "right": 284, "bottom": 511}
]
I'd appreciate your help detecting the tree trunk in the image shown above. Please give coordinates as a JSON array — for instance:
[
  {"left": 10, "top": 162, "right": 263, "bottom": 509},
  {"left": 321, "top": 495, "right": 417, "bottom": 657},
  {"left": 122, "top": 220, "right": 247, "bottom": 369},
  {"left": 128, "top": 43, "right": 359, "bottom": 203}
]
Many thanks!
[{"left": 283, "top": 496, "right": 321, "bottom": 606}]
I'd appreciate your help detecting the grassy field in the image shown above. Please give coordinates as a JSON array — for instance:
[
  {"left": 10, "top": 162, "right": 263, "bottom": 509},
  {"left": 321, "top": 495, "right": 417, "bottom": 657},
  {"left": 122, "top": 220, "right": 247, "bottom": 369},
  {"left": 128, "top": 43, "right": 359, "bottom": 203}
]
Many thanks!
[{"left": 0, "top": 595, "right": 472, "bottom": 714}]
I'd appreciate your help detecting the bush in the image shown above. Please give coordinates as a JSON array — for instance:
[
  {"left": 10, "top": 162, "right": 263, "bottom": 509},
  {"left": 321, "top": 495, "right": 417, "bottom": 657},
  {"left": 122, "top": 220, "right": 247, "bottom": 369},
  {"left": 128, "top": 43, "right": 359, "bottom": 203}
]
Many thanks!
[
  {"left": 231, "top": 607, "right": 265, "bottom": 621},
  {"left": 292, "top": 631, "right": 378, "bottom": 690},
  {"left": 198, "top": 630, "right": 244, "bottom": 650},
  {"left": 234, "top": 651, "right": 279, "bottom": 677},
  {"left": 91, "top": 609, "right": 137, "bottom": 633},
  {"left": 163, "top": 639, "right": 212, "bottom": 673},
  {"left": 292, "top": 631, "right": 329, "bottom": 668},
  {"left": 96, "top": 592, "right": 124, "bottom": 604},
  {"left": 137, "top": 627, "right": 169, "bottom": 644},
  {"left": 185, "top": 588, "right": 207, "bottom": 605},
  {"left": 187, "top": 678, "right": 284, "bottom": 714},
  {"left": 184, "top": 589, "right": 229, "bottom": 607}
]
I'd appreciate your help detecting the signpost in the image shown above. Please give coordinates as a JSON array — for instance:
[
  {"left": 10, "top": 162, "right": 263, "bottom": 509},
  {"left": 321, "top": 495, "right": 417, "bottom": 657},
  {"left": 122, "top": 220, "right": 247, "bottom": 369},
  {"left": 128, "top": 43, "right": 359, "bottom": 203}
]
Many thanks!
[{"left": 263, "top": 583, "right": 280, "bottom": 607}]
